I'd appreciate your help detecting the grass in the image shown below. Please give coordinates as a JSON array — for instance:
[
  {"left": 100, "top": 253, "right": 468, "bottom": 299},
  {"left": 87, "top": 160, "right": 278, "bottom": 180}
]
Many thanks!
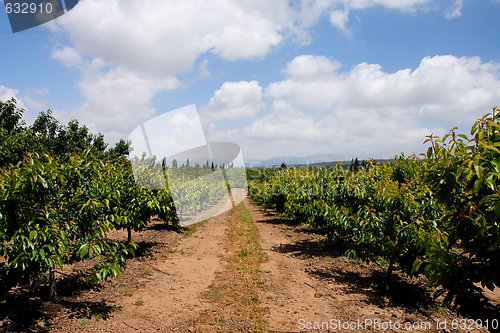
[
  {"left": 139, "top": 269, "right": 152, "bottom": 278},
  {"left": 120, "top": 287, "right": 133, "bottom": 297},
  {"left": 239, "top": 247, "right": 249, "bottom": 257},
  {"left": 79, "top": 318, "right": 91, "bottom": 326},
  {"left": 133, "top": 299, "right": 144, "bottom": 306},
  {"left": 191, "top": 203, "right": 268, "bottom": 332}
]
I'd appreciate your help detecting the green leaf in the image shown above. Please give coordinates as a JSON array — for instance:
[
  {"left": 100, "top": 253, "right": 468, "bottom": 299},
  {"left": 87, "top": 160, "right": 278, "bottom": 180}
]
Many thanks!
[
  {"left": 472, "top": 179, "right": 482, "bottom": 195},
  {"left": 78, "top": 244, "right": 88, "bottom": 259},
  {"left": 412, "top": 258, "right": 424, "bottom": 273},
  {"left": 492, "top": 159, "right": 500, "bottom": 172},
  {"left": 479, "top": 142, "right": 500, "bottom": 154}
]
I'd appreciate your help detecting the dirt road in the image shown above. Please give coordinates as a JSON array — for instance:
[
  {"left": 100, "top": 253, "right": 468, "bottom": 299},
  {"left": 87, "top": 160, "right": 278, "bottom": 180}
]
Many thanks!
[{"left": 22, "top": 200, "right": 492, "bottom": 332}]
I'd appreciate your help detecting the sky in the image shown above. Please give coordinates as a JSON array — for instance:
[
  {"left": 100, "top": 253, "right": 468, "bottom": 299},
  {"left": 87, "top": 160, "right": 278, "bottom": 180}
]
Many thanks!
[{"left": 0, "top": 0, "right": 499, "bottom": 161}]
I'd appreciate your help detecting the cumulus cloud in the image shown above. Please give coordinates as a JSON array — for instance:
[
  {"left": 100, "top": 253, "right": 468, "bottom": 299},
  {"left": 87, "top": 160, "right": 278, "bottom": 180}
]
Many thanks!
[
  {"left": 203, "top": 81, "right": 264, "bottom": 120},
  {"left": 74, "top": 66, "right": 179, "bottom": 142},
  {"left": 48, "top": 42, "right": 179, "bottom": 141},
  {"left": 50, "top": 0, "right": 297, "bottom": 141},
  {"left": 196, "top": 59, "right": 210, "bottom": 81},
  {"left": 342, "top": 0, "right": 431, "bottom": 11},
  {"left": 0, "top": 85, "right": 21, "bottom": 103},
  {"left": 267, "top": 54, "right": 500, "bottom": 121},
  {"left": 22, "top": 88, "right": 51, "bottom": 114},
  {"left": 291, "top": 0, "right": 432, "bottom": 33},
  {"left": 246, "top": 102, "right": 320, "bottom": 142},
  {"left": 56, "top": 0, "right": 293, "bottom": 76},
  {"left": 0, "top": 85, "right": 55, "bottom": 124},
  {"left": 284, "top": 55, "right": 342, "bottom": 78},
  {"left": 211, "top": 54, "right": 500, "bottom": 159},
  {"left": 329, "top": 9, "right": 350, "bottom": 32},
  {"left": 54, "top": 0, "right": 446, "bottom": 76},
  {"left": 300, "top": 0, "right": 445, "bottom": 32},
  {"left": 48, "top": 0, "right": 483, "bottom": 146},
  {"left": 51, "top": 45, "right": 83, "bottom": 67}
]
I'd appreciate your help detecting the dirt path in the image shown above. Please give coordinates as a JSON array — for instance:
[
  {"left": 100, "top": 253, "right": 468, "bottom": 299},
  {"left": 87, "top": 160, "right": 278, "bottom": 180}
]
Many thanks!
[
  {"left": 245, "top": 201, "right": 491, "bottom": 333},
  {"left": 10, "top": 199, "right": 493, "bottom": 332},
  {"left": 246, "top": 200, "right": 336, "bottom": 331},
  {"left": 51, "top": 210, "right": 229, "bottom": 332}
]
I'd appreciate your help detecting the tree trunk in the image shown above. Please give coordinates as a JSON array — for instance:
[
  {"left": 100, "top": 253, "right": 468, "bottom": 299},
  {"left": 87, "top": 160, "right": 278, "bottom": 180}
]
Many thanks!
[
  {"left": 383, "top": 260, "right": 395, "bottom": 292},
  {"left": 127, "top": 226, "right": 132, "bottom": 243},
  {"left": 48, "top": 266, "right": 57, "bottom": 301}
]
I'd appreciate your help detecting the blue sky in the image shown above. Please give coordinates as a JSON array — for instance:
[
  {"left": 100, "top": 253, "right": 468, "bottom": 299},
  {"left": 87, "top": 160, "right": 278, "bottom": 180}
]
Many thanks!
[{"left": 1, "top": 0, "right": 500, "bottom": 161}]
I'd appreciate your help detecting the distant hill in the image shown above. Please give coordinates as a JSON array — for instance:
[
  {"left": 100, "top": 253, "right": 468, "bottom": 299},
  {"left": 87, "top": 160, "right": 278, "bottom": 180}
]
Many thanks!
[
  {"left": 245, "top": 154, "right": 393, "bottom": 168},
  {"left": 244, "top": 153, "right": 341, "bottom": 167}
]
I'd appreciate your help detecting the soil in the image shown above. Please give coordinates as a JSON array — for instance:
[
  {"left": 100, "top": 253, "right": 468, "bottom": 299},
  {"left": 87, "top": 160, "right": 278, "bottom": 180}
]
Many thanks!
[{"left": 1, "top": 199, "right": 499, "bottom": 332}]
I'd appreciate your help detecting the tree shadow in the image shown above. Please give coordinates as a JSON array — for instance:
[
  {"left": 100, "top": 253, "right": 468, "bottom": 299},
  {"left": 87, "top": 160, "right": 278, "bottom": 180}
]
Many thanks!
[
  {"left": 0, "top": 286, "right": 46, "bottom": 332},
  {"left": 56, "top": 273, "right": 99, "bottom": 298},
  {"left": 133, "top": 241, "right": 162, "bottom": 259},
  {"left": 307, "top": 266, "right": 434, "bottom": 312},
  {"left": 272, "top": 239, "right": 341, "bottom": 259},
  {"left": 254, "top": 208, "right": 328, "bottom": 236},
  {"left": 455, "top": 294, "right": 500, "bottom": 327},
  {"left": 256, "top": 203, "right": 500, "bottom": 325},
  {"left": 265, "top": 230, "right": 436, "bottom": 312},
  {"left": 308, "top": 263, "right": 500, "bottom": 324},
  {"left": 1, "top": 281, "right": 121, "bottom": 331},
  {"left": 255, "top": 215, "right": 300, "bottom": 227},
  {"left": 61, "top": 300, "right": 121, "bottom": 320},
  {"left": 146, "top": 223, "right": 183, "bottom": 233},
  {"left": 271, "top": 234, "right": 348, "bottom": 260}
]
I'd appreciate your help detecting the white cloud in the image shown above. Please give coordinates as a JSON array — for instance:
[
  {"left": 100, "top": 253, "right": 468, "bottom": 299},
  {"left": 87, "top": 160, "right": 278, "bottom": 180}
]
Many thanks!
[
  {"left": 246, "top": 102, "right": 321, "bottom": 142},
  {"left": 51, "top": 0, "right": 297, "bottom": 141},
  {"left": 23, "top": 88, "right": 50, "bottom": 113},
  {"left": 329, "top": 9, "right": 350, "bottom": 32},
  {"left": 54, "top": 0, "right": 445, "bottom": 76},
  {"left": 445, "top": 0, "right": 463, "bottom": 19},
  {"left": 293, "top": 0, "right": 433, "bottom": 27},
  {"left": 51, "top": 45, "right": 83, "bottom": 67},
  {"left": 0, "top": 85, "right": 21, "bottom": 103},
  {"left": 48, "top": 42, "right": 180, "bottom": 142},
  {"left": 267, "top": 55, "right": 500, "bottom": 121},
  {"left": 196, "top": 59, "right": 210, "bottom": 80},
  {"left": 57, "top": 0, "right": 294, "bottom": 76},
  {"left": 292, "top": 0, "right": 449, "bottom": 32},
  {"left": 212, "top": 54, "right": 500, "bottom": 159},
  {"left": 0, "top": 86, "right": 54, "bottom": 124},
  {"left": 74, "top": 66, "right": 179, "bottom": 142},
  {"left": 283, "top": 55, "right": 342, "bottom": 78},
  {"left": 48, "top": 0, "right": 484, "bottom": 146},
  {"left": 203, "top": 81, "right": 264, "bottom": 120},
  {"left": 343, "top": 0, "right": 432, "bottom": 11}
]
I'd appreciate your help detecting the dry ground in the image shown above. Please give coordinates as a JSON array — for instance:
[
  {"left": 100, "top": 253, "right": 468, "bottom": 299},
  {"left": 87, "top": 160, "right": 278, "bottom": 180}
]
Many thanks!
[{"left": 1, "top": 199, "right": 498, "bottom": 332}]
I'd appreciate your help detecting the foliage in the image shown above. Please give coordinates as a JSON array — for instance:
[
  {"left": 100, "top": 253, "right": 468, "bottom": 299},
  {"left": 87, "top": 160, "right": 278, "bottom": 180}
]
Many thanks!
[
  {"left": 0, "top": 99, "right": 179, "bottom": 299},
  {"left": 416, "top": 107, "right": 500, "bottom": 306},
  {"left": 0, "top": 151, "right": 136, "bottom": 298},
  {"left": 249, "top": 108, "right": 500, "bottom": 307}
]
